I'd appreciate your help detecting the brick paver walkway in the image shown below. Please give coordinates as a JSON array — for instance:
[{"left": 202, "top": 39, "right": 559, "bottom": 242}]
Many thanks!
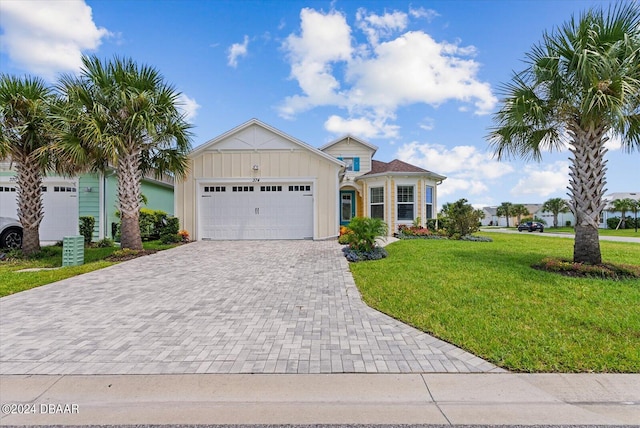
[{"left": 0, "top": 241, "right": 503, "bottom": 374}]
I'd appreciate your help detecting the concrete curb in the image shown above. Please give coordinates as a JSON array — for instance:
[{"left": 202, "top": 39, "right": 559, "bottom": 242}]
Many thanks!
[{"left": 1, "top": 373, "right": 638, "bottom": 425}]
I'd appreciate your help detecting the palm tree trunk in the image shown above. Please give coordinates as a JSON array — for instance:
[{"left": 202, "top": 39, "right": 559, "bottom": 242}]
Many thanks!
[
  {"left": 553, "top": 213, "right": 558, "bottom": 228},
  {"left": 567, "top": 123, "right": 607, "bottom": 264},
  {"left": 117, "top": 149, "right": 143, "bottom": 251},
  {"left": 15, "top": 154, "right": 43, "bottom": 256}
]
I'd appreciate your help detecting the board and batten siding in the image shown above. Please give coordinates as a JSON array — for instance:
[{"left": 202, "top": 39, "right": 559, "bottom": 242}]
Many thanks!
[
  {"left": 321, "top": 138, "right": 375, "bottom": 176},
  {"left": 78, "top": 174, "right": 101, "bottom": 240},
  {"left": 176, "top": 149, "right": 341, "bottom": 240}
]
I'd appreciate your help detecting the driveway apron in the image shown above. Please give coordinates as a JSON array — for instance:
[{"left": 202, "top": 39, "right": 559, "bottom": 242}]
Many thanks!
[{"left": 0, "top": 241, "right": 503, "bottom": 374}]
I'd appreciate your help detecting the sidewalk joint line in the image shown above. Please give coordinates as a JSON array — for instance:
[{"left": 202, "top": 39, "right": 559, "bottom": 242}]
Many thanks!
[{"left": 421, "top": 373, "right": 452, "bottom": 425}]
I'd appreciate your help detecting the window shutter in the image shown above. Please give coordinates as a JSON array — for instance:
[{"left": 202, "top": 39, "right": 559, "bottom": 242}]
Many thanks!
[{"left": 354, "top": 157, "right": 360, "bottom": 171}]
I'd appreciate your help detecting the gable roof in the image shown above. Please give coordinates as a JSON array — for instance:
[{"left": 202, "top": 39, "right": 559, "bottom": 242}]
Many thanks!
[
  {"left": 361, "top": 159, "right": 446, "bottom": 180},
  {"left": 189, "top": 118, "right": 344, "bottom": 166},
  {"left": 318, "top": 134, "right": 378, "bottom": 154}
]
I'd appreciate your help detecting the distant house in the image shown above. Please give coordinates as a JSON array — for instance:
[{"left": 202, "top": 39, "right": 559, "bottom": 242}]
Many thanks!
[
  {"left": 600, "top": 192, "right": 640, "bottom": 228},
  {"left": 534, "top": 201, "right": 575, "bottom": 228},
  {"left": 482, "top": 193, "right": 640, "bottom": 229},
  {"left": 481, "top": 203, "right": 542, "bottom": 227},
  {"left": 0, "top": 164, "right": 174, "bottom": 242},
  {"left": 174, "top": 119, "right": 447, "bottom": 240}
]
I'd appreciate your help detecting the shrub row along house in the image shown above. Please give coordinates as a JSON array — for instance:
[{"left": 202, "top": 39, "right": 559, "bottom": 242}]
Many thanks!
[{"left": 176, "top": 119, "right": 446, "bottom": 240}]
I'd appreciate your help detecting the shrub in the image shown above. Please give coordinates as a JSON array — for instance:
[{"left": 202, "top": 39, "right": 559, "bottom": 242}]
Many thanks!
[
  {"left": 116, "top": 208, "right": 181, "bottom": 241},
  {"left": 565, "top": 220, "right": 572, "bottom": 227},
  {"left": 440, "top": 199, "right": 483, "bottom": 237},
  {"left": 345, "top": 217, "right": 388, "bottom": 253},
  {"left": 398, "top": 224, "right": 434, "bottom": 239},
  {"left": 460, "top": 235, "right": 493, "bottom": 242},
  {"left": 607, "top": 216, "right": 636, "bottom": 229},
  {"left": 111, "top": 248, "right": 140, "bottom": 258},
  {"left": 95, "top": 238, "right": 115, "bottom": 248},
  {"left": 79, "top": 216, "right": 95, "bottom": 245},
  {"left": 178, "top": 230, "right": 190, "bottom": 243},
  {"left": 342, "top": 245, "right": 388, "bottom": 262},
  {"left": 160, "top": 233, "right": 182, "bottom": 244}
]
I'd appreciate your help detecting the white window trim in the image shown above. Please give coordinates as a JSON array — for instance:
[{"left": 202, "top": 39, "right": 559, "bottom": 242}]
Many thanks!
[
  {"left": 396, "top": 184, "right": 415, "bottom": 223},
  {"left": 369, "top": 186, "right": 384, "bottom": 220}
]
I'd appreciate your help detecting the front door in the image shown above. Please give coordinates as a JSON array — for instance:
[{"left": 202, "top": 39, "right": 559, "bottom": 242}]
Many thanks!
[{"left": 340, "top": 190, "right": 355, "bottom": 226}]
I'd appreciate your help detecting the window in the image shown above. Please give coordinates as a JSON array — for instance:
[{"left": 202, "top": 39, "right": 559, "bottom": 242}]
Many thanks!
[
  {"left": 204, "top": 186, "right": 226, "bottom": 192},
  {"left": 232, "top": 186, "right": 254, "bottom": 192},
  {"left": 261, "top": 185, "right": 282, "bottom": 192},
  {"left": 425, "top": 186, "right": 434, "bottom": 219},
  {"left": 397, "top": 185, "right": 414, "bottom": 221},
  {"left": 337, "top": 157, "right": 360, "bottom": 172},
  {"left": 343, "top": 158, "right": 354, "bottom": 171},
  {"left": 288, "top": 185, "right": 311, "bottom": 192},
  {"left": 370, "top": 187, "right": 384, "bottom": 219}
]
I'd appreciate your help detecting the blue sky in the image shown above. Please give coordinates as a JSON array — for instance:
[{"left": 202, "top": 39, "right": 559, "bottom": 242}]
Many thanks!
[{"left": 1, "top": 0, "right": 637, "bottom": 209}]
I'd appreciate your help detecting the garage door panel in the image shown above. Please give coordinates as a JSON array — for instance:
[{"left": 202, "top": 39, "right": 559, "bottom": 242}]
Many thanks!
[
  {"left": 0, "top": 183, "right": 78, "bottom": 241},
  {"left": 200, "top": 183, "right": 313, "bottom": 240}
]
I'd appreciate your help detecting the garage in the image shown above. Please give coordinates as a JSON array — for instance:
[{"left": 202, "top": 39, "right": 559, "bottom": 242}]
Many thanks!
[
  {"left": 199, "top": 182, "right": 313, "bottom": 240},
  {"left": 0, "top": 180, "right": 79, "bottom": 241},
  {"left": 176, "top": 119, "right": 343, "bottom": 241}
]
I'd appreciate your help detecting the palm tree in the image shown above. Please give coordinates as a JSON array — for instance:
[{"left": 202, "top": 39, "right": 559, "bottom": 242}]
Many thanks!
[
  {"left": 609, "top": 198, "right": 634, "bottom": 229},
  {"left": 57, "top": 56, "right": 192, "bottom": 250},
  {"left": 488, "top": 4, "right": 640, "bottom": 264},
  {"left": 629, "top": 199, "right": 640, "bottom": 233},
  {"left": 542, "top": 197, "right": 569, "bottom": 228},
  {"left": 0, "top": 75, "right": 57, "bottom": 255},
  {"left": 511, "top": 204, "right": 530, "bottom": 225},
  {"left": 496, "top": 202, "right": 514, "bottom": 227}
]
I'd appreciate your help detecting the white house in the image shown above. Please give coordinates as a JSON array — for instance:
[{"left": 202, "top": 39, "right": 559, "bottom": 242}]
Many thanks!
[{"left": 174, "top": 119, "right": 446, "bottom": 240}]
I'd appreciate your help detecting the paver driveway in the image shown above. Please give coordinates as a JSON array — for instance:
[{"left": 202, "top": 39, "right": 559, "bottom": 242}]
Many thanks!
[{"left": 0, "top": 241, "right": 503, "bottom": 374}]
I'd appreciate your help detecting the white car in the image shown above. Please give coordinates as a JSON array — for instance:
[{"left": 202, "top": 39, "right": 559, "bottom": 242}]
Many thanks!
[{"left": 0, "top": 217, "right": 23, "bottom": 249}]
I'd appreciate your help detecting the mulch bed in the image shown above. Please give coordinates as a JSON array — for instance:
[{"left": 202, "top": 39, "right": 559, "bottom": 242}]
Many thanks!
[
  {"left": 106, "top": 249, "right": 158, "bottom": 262},
  {"left": 533, "top": 257, "right": 640, "bottom": 280}
]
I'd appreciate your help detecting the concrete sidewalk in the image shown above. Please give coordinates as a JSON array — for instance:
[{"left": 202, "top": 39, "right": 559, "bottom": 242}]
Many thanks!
[{"left": 1, "top": 373, "right": 638, "bottom": 425}]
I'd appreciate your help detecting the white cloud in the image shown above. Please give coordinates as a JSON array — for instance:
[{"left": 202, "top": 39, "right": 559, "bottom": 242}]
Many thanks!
[
  {"left": 279, "top": 8, "right": 352, "bottom": 117},
  {"left": 0, "top": 0, "right": 111, "bottom": 80},
  {"left": 356, "top": 8, "right": 407, "bottom": 45},
  {"left": 604, "top": 133, "right": 622, "bottom": 151},
  {"left": 279, "top": 8, "right": 497, "bottom": 131},
  {"left": 419, "top": 117, "right": 435, "bottom": 131},
  {"left": 227, "top": 35, "right": 249, "bottom": 68},
  {"left": 409, "top": 7, "right": 439, "bottom": 22},
  {"left": 177, "top": 94, "right": 200, "bottom": 122},
  {"left": 396, "top": 141, "right": 514, "bottom": 198},
  {"left": 324, "top": 115, "right": 399, "bottom": 139},
  {"left": 510, "top": 161, "right": 570, "bottom": 197},
  {"left": 346, "top": 32, "right": 495, "bottom": 115}
]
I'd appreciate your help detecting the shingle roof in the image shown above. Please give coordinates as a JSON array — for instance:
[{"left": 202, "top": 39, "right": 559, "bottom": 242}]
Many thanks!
[{"left": 363, "top": 159, "right": 431, "bottom": 175}]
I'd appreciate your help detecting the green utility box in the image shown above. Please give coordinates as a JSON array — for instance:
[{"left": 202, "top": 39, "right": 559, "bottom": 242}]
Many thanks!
[{"left": 62, "top": 235, "right": 85, "bottom": 266}]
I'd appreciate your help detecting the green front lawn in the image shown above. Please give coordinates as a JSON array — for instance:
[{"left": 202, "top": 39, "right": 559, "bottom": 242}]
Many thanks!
[
  {"left": 0, "top": 241, "right": 180, "bottom": 297},
  {"left": 350, "top": 234, "right": 640, "bottom": 373}
]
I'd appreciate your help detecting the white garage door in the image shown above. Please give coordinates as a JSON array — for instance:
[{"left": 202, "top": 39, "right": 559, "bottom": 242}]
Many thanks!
[
  {"left": 199, "top": 183, "right": 313, "bottom": 240},
  {"left": 0, "top": 182, "right": 78, "bottom": 241}
]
